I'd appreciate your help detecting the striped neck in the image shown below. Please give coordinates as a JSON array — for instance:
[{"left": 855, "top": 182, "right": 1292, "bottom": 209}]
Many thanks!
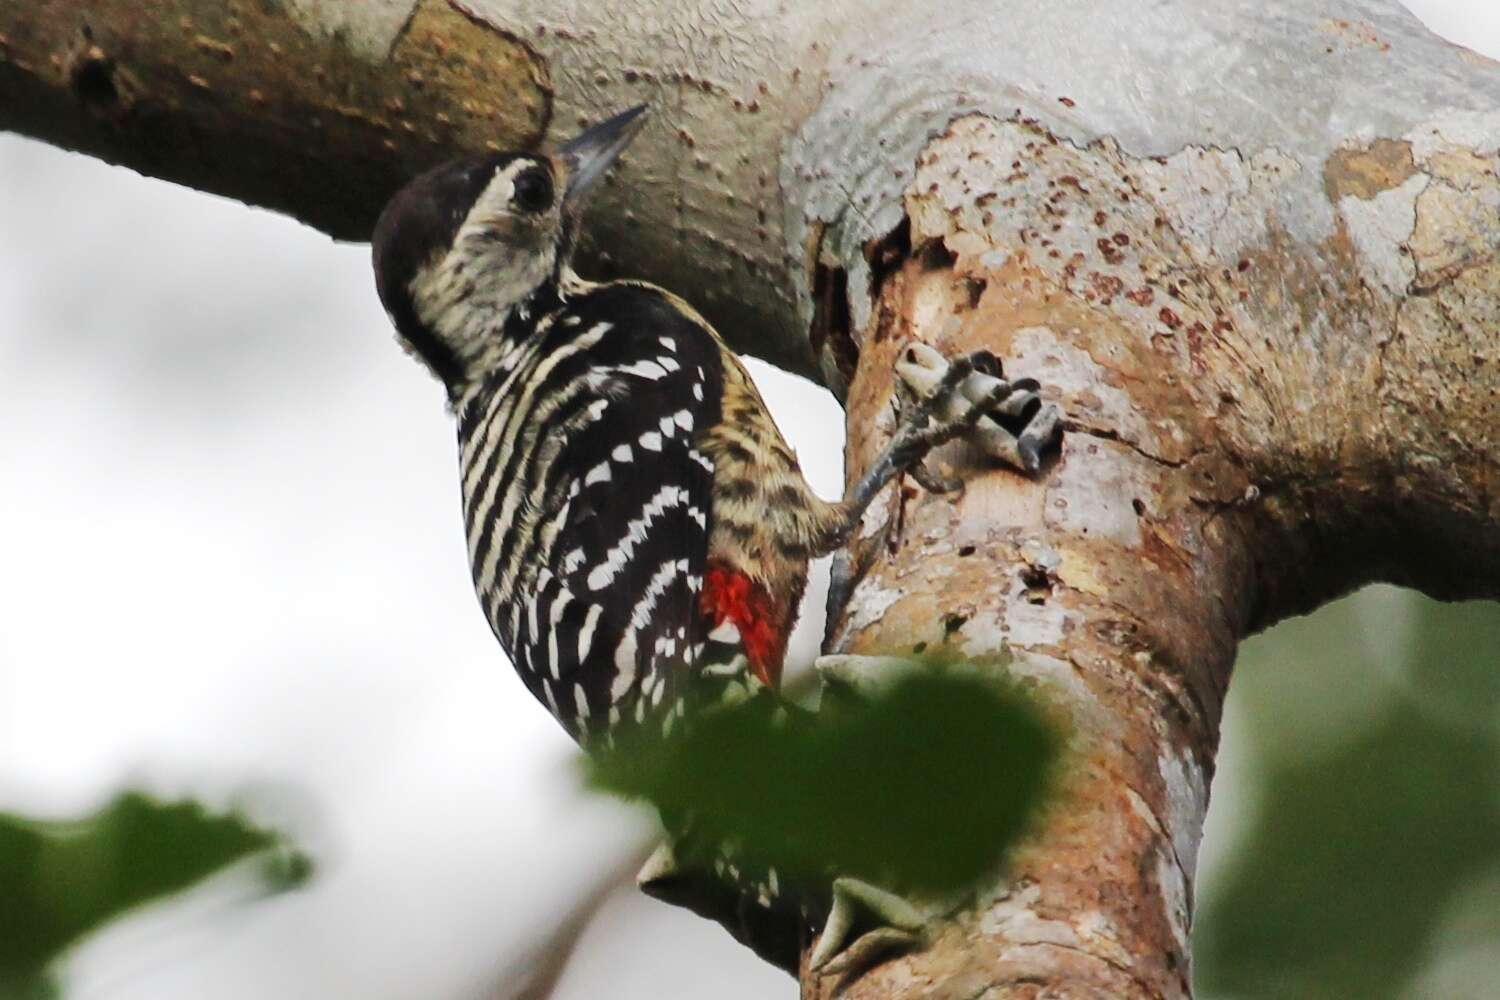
[{"left": 445, "top": 276, "right": 566, "bottom": 410}]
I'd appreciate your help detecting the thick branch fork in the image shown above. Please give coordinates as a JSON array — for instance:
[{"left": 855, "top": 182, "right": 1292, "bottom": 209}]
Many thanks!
[{"left": 814, "top": 105, "right": 1500, "bottom": 996}]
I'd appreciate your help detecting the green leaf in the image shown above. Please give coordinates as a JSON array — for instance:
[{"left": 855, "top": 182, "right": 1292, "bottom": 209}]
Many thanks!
[
  {"left": 586, "top": 666, "right": 1060, "bottom": 896},
  {"left": 0, "top": 792, "right": 309, "bottom": 991}
]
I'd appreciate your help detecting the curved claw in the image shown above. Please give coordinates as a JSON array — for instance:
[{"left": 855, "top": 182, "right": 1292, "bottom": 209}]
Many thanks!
[
  {"left": 1018, "top": 403, "right": 1064, "bottom": 472},
  {"left": 968, "top": 349, "right": 1003, "bottom": 378},
  {"left": 818, "top": 927, "right": 923, "bottom": 977},
  {"left": 895, "top": 342, "right": 1064, "bottom": 476},
  {"left": 810, "top": 877, "right": 931, "bottom": 974}
]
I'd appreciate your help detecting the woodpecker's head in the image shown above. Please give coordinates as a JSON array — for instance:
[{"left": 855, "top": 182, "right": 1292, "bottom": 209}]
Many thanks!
[{"left": 372, "top": 105, "right": 648, "bottom": 390}]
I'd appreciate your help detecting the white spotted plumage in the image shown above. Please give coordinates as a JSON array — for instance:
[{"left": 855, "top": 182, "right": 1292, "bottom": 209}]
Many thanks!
[{"left": 452, "top": 282, "right": 731, "bottom": 740}]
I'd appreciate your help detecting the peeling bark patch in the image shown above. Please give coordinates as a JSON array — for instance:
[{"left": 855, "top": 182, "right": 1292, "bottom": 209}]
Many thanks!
[
  {"left": 1384, "top": 259, "right": 1500, "bottom": 514},
  {"left": 1007, "top": 599, "right": 1071, "bottom": 648},
  {"left": 902, "top": 113, "right": 1292, "bottom": 463},
  {"left": 980, "top": 884, "right": 1081, "bottom": 947},
  {"left": 1323, "top": 139, "right": 1416, "bottom": 202},
  {"left": 1008, "top": 326, "right": 1168, "bottom": 460},
  {"left": 1336, "top": 173, "right": 1424, "bottom": 299},
  {"left": 1157, "top": 746, "right": 1207, "bottom": 886},
  {"left": 1003, "top": 651, "right": 1101, "bottom": 724},
  {"left": 841, "top": 577, "right": 906, "bottom": 640},
  {"left": 1408, "top": 147, "right": 1500, "bottom": 291},
  {"left": 1155, "top": 851, "right": 1192, "bottom": 959}
]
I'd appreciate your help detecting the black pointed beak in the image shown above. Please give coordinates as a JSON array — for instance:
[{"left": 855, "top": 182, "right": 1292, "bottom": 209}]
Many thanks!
[{"left": 560, "top": 104, "right": 649, "bottom": 210}]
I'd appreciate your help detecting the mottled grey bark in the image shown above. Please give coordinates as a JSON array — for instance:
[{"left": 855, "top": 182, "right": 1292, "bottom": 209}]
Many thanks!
[{"left": 7, "top": 1, "right": 1500, "bottom": 996}]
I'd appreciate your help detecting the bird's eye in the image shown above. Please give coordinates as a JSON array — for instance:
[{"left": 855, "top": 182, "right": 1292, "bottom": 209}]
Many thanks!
[{"left": 511, "top": 168, "right": 554, "bottom": 214}]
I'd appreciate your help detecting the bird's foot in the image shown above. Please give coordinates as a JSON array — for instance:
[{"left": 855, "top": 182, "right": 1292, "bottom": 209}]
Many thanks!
[
  {"left": 836, "top": 344, "right": 1061, "bottom": 559},
  {"left": 808, "top": 877, "right": 936, "bottom": 977},
  {"left": 803, "top": 660, "right": 945, "bottom": 976},
  {"left": 895, "top": 342, "right": 1063, "bottom": 476}
]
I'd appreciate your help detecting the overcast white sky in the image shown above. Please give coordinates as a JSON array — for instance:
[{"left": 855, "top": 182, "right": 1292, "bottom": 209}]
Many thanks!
[{"left": 0, "top": 2, "right": 1494, "bottom": 998}]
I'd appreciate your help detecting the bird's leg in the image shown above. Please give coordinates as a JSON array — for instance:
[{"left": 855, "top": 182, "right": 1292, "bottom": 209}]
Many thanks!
[
  {"left": 823, "top": 357, "right": 993, "bottom": 624},
  {"left": 839, "top": 353, "right": 997, "bottom": 518},
  {"left": 823, "top": 344, "right": 1063, "bottom": 619}
]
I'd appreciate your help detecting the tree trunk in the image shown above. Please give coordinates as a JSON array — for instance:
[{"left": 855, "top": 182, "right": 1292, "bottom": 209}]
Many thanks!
[{"left": 9, "top": 1, "right": 1500, "bottom": 996}]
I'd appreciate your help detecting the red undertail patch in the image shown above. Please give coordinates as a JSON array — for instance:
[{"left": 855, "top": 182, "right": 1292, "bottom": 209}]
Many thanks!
[{"left": 700, "top": 563, "right": 786, "bottom": 688}]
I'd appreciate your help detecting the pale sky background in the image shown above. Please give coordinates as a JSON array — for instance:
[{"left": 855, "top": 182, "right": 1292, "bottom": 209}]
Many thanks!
[{"left": 0, "top": 2, "right": 1495, "bottom": 998}]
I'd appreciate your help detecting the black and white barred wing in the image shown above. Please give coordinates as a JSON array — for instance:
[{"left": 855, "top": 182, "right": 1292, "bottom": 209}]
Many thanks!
[{"left": 506, "top": 286, "right": 726, "bottom": 742}]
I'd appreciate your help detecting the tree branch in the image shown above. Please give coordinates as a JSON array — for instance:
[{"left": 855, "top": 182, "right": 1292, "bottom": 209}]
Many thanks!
[
  {"left": 809, "top": 37, "right": 1500, "bottom": 997},
  {"left": 0, "top": 1, "right": 550, "bottom": 239}
]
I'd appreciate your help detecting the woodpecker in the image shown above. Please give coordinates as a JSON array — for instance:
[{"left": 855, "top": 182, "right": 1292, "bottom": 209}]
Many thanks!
[
  {"left": 371, "top": 105, "right": 1060, "bottom": 967},
  {"left": 372, "top": 104, "right": 1058, "bottom": 747}
]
